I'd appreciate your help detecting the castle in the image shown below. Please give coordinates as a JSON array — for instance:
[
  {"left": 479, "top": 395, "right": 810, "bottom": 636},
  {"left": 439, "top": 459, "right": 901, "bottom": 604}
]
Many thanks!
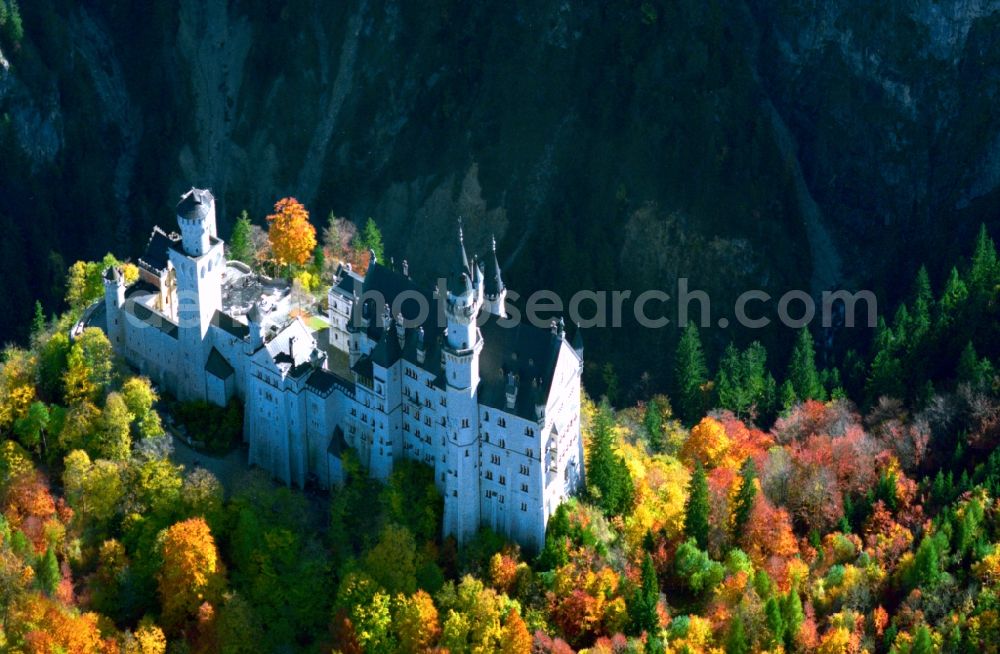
[{"left": 96, "top": 188, "right": 585, "bottom": 549}]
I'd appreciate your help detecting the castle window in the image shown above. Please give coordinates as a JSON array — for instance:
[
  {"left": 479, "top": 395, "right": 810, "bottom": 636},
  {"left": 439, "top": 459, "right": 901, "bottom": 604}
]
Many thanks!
[
  {"left": 521, "top": 483, "right": 528, "bottom": 493},
  {"left": 461, "top": 418, "right": 469, "bottom": 428},
  {"left": 484, "top": 411, "right": 489, "bottom": 421},
  {"left": 499, "top": 495, "right": 504, "bottom": 504},
  {"left": 440, "top": 397, "right": 446, "bottom": 406},
  {"left": 499, "top": 439, "right": 506, "bottom": 449},
  {"left": 520, "top": 502, "right": 527, "bottom": 512},
  {"left": 491, "top": 454, "right": 500, "bottom": 465},
  {"left": 404, "top": 423, "right": 410, "bottom": 432},
  {"left": 452, "top": 491, "right": 458, "bottom": 498},
  {"left": 465, "top": 449, "right": 469, "bottom": 458},
  {"left": 520, "top": 465, "right": 529, "bottom": 476},
  {"left": 498, "top": 417, "right": 506, "bottom": 427},
  {"left": 485, "top": 470, "right": 493, "bottom": 481},
  {"left": 425, "top": 417, "right": 431, "bottom": 427},
  {"left": 484, "top": 433, "right": 489, "bottom": 443},
  {"left": 526, "top": 448, "right": 534, "bottom": 459},
  {"left": 499, "top": 475, "right": 506, "bottom": 486},
  {"left": 525, "top": 427, "right": 534, "bottom": 437}
]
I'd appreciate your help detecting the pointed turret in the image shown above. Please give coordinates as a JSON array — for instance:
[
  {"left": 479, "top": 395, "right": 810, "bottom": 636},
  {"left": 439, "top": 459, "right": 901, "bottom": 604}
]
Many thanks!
[{"left": 485, "top": 235, "right": 504, "bottom": 297}]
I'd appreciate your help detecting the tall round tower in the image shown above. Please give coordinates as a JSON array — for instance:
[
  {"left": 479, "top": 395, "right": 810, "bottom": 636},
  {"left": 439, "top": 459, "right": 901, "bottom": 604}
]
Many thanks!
[{"left": 176, "top": 188, "right": 216, "bottom": 257}]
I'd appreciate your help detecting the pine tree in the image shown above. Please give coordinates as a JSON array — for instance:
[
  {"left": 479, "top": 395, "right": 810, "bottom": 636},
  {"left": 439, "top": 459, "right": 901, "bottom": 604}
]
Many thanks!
[
  {"left": 228, "top": 211, "right": 254, "bottom": 265},
  {"left": 781, "top": 587, "right": 804, "bottom": 650},
  {"left": 731, "top": 457, "right": 757, "bottom": 541},
  {"left": 31, "top": 301, "right": 45, "bottom": 340},
  {"left": 764, "top": 596, "right": 784, "bottom": 648},
  {"left": 957, "top": 341, "right": 992, "bottom": 388},
  {"left": 674, "top": 324, "right": 709, "bottom": 424},
  {"left": 684, "top": 463, "right": 710, "bottom": 549},
  {"left": 779, "top": 379, "right": 797, "bottom": 411},
  {"left": 910, "top": 624, "right": 934, "bottom": 654},
  {"left": 716, "top": 341, "right": 770, "bottom": 419},
  {"left": 629, "top": 553, "right": 660, "bottom": 634},
  {"left": 969, "top": 223, "right": 999, "bottom": 302},
  {"left": 912, "top": 265, "right": 933, "bottom": 337},
  {"left": 354, "top": 217, "right": 385, "bottom": 263},
  {"left": 786, "top": 329, "right": 824, "bottom": 402},
  {"left": 937, "top": 266, "right": 968, "bottom": 333},
  {"left": 37, "top": 546, "right": 60, "bottom": 596},
  {"left": 586, "top": 400, "right": 634, "bottom": 516},
  {"left": 643, "top": 396, "right": 664, "bottom": 451},
  {"left": 725, "top": 615, "right": 751, "bottom": 654}
]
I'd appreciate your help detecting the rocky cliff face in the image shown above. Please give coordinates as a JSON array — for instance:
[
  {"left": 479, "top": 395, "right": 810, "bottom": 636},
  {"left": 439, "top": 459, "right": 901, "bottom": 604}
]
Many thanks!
[{"left": 1, "top": 0, "right": 998, "bottom": 399}]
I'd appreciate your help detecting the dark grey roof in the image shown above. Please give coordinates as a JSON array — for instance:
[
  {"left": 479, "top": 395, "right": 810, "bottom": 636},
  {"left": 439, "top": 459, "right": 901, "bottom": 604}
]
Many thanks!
[
  {"left": 125, "top": 300, "right": 178, "bottom": 339},
  {"left": 246, "top": 302, "right": 263, "bottom": 324},
  {"left": 211, "top": 310, "right": 250, "bottom": 339},
  {"left": 177, "top": 188, "right": 214, "bottom": 221},
  {"left": 572, "top": 323, "right": 584, "bottom": 356},
  {"left": 371, "top": 320, "right": 403, "bottom": 368},
  {"left": 332, "top": 265, "right": 364, "bottom": 298},
  {"left": 478, "top": 317, "right": 563, "bottom": 419},
  {"left": 138, "top": 226, "right": 180, "bottom": 273},
  {"left": 205, "top": 347, "right": 235, "bottom": 379},
  {"left": 328, "top": 426, "right": 348, "bottom": 457}
]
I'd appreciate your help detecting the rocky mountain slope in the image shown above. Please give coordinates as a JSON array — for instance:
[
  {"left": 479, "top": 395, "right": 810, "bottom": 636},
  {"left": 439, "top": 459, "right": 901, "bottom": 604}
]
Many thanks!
[{"left": 1, "top": 0, "right": 998, "bottom": 400}]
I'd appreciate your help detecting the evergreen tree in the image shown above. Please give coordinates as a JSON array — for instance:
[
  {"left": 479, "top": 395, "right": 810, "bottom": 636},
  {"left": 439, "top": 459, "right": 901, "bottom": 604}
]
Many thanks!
[
  {"left": 779, "top": 379, "right": 797, "bottom": 411},
  {"left": 725, "top": 615, "right": 751, "bottom": 654},
  {"left": 781, "top": 587, "right": 804, "bottom": 650},
  {"left": 31, "top": 301, "right": 45, "bottom": 340},
  {"left": 37, "top": 546, "right": 60, "bottom": 596},
  {"left": 716, "top": 341, "right": 770, "bottom": 420},
  {"left": 684, "top": 463, "right": 710, "bottom": 549},
  {"left": 969, "top": 223, "right": 999, "bottom": 301},
  {"left": 731, "top": 458, "right": 757, "bottom": 541},
  {"left": 786, "top": 329, "right": 824, "bottom": 402},
  {"left": 957, "top": 341, "right": 993, "bottom": 388},
  {"left": 764, "top": 596, "right": 784, "bottom": 648},
  {"left": 674, "top": 324, "right": 709, "bottom": 424},
  {"left": 354, "top": 217, "right": 385, "bottom": 263},
  {"left": 912, "top": 265, "right": 934, "bottom": 337},
  {"left": 628, "top": 553, "right": 660, "bottom": 634},
  {"left": 643, "top": 396, "right": 664, "bottom": 451},
  {"left": 910, "top": 624, "right": 934, "bottom": 654},
  {"left": 586, "top": 400, "right": 634, "bottom": 516},
  {"left": 228, "top": 211, "right": 254, "bottom": 265},
  {"left": 937, "top": 266, "right": 968, "bottom": 334}
]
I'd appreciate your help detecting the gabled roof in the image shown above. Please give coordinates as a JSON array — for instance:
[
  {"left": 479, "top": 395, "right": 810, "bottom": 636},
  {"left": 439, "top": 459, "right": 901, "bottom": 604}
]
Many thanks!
[
  {"left": 205, "top": 347, "right": 235, "bottom": 379},
  {"left": 177, "top": 188, "right": 214, "bottom": 221}
]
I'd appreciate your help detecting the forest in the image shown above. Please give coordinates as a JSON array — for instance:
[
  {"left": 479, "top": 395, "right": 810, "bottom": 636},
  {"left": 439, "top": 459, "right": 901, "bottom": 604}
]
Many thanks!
[{"left": 0, "top": 193, "right": 998, "bottom": 653}]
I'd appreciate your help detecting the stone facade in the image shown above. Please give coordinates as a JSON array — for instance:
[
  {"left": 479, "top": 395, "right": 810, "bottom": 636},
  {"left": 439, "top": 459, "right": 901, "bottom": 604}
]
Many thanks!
[{"left": 100, "top": 188, "right": 585, "bottom": 550}]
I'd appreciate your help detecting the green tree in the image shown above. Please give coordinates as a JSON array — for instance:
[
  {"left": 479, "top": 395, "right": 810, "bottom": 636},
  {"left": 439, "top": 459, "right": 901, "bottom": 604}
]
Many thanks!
[
  {"left": 781, "top": 587, "right": 804, "bottom": 650},
  {"left": 911, "top": 624, "right": 934, "bottom": 654},
  {"left": 354, "top": 217, "right": 385, "bottom": 263},
  {"left": 684, "top": 463, "right": 710, "bottom": 549},
  {"left": 94, "top": 393, "right": 132, "bottom": 461},
  {"left": 363, "top": 524, "right": 418, "bottom": 595},
  {"left": 731, "top": 457, "right": 757, "bottom": 541},
  {"left": 228, "top": 211, "right": 254, "bottom": 265},
  {"left": 673, "top": 539, "right": 723, "bottom": 594},
  {"left": 628, "top": 553, "right": 660, "bottom": 635},
  {"left": 674, "top": 324, "right": 709, "bottom": 424},
  {"left": 36, "top": 546, "right": 60, "bottom": 596},
  {"left": 786, "top": 329, "right": 824, "bottom": 402},
  {"left": 586, "top": 400, "right": 634, "bottom": 516},
  {"left": 64, "top": 327, "right": 115, "bottom": 405},
  {"left": 937, "top": 266, "right": 968, "bottom": 334},
  {"left": 14, "top": 401, "right": 49, "bottom": 454},
  {"left": 30, "top": 301, "right": 46, "bottom": 342},
  {"left": 957, "top": 341, "right": 993, "bottom": 388},
  {"left": 725, "top": 615, "right": 750, "bottom": 654},
  {"left": 764, "top": 596, "right": 784, "bottom": 648},
  {"left": 969, "top": 223, "right": 999, "bottom": 302},
  {"left": 716, "top": 341, "right": 770, "bottom": 419}
]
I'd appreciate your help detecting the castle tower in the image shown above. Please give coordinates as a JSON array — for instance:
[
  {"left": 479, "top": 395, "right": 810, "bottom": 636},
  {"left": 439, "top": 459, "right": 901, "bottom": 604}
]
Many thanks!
[
  {"left": 103, "top": 266, "right": 126, "bottom": 350},
  {"left": 484, "top": 235, "right": 506, "bottom": 318},
  {"left": 246, "top": 301, "right": 265, "bottom": 352},
  {"left": 169, "top": 187, "right": 225, "bottom": 401},
  {"left": 442, "top": 222, "right": 485, "bottom": 544}
]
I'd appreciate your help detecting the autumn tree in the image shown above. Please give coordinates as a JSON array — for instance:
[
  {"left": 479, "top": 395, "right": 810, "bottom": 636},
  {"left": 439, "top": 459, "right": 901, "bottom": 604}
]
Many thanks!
[
  {"left": 674, "top": 324, "right": 709, "bottom": 424},
  {"left": 499, "top": 609, "right": 532, "bottom": 654},
  {"left": 94, "top": 392, "right": 132, "bottom": 461},
  {"left": 64, "top": 327, "right": 115, "bottom": 405},
  {"left": 364, "top": 524, "right": 418, "bottom": 595},
  {"left": 266, "top": 197, "right": 317, "bottom": 270},
  {"left": 684, "top": 463, "right": 710, "bottom": 549},
  {"left": 158, "top": 517, "right": 225, "bottom": 633},
  {"left": 228, "top": 211, "right": 254, "bottom": 265},
  {"left": 393, "top": 590, "right": 440, "bottom": 653}
]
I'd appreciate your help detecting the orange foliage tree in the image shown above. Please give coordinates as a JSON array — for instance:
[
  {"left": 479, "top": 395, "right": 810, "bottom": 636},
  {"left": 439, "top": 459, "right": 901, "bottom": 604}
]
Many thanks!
[
  {"left": 158, "top": 518, "right": 225, "bottom": 633},
  {"left": 266, "top": 198, "right": 317, "bottom": 269}
]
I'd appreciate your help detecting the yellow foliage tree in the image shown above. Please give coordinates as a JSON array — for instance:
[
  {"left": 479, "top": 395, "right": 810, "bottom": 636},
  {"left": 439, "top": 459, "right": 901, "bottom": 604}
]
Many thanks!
[
  {"left": 681, "top": 416, "right": 732, "bottom": 469},
  {"left": 499, "top": 609, "right": 532, "bottom": 654},
  {"left": 393, "top": 590, "right": 440, "bottom": 653},
  {"left": 158, "top": 518, "right": 225, "bottom": 633},
  {"left": 267, "top": 197, "right": 316, "bottom": 269}
]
